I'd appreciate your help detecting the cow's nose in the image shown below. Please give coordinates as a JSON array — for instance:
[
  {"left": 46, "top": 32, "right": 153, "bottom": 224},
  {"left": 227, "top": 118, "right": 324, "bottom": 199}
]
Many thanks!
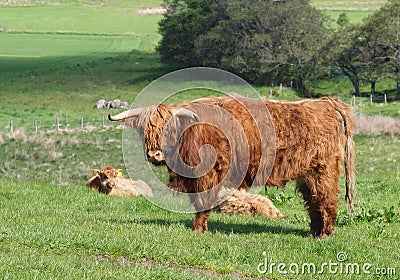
[{"left": 147, "top": 150, "right": 164, "bottom": 163}]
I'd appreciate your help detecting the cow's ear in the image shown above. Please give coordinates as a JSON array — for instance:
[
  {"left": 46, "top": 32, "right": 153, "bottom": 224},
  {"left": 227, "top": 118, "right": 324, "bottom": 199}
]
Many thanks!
[
  {"left": 172, "top": 108, "right": 200, "bottom": 121},
  {"left": 123, "top": 117, "right": 137, "bottom": 128},
  {"left": 93, "top": 169, "right": 101, "bottom": 177}
]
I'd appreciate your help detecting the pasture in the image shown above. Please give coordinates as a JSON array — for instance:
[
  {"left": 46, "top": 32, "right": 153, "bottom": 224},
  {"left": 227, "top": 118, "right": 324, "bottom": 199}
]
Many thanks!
[{"left": 0, "top": 0, "right": 399, "bottom": 279}]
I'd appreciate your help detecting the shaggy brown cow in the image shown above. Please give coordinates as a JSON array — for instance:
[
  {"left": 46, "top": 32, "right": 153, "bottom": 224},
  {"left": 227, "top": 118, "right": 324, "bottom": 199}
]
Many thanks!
[
  {"left": 86, "top": 166, "right": 153, "bottom": 197},
  {"left": 109, "top": 95, "right": 355, "bottom": 237}
]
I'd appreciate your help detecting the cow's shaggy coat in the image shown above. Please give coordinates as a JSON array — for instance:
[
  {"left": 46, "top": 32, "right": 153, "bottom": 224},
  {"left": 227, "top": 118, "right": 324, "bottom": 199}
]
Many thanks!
[
  {"left": 214, "top": 189, "right": 288, "bottom": 218},
  {"left": 109, "top": 96, "right": 355, "bottom": 237}
]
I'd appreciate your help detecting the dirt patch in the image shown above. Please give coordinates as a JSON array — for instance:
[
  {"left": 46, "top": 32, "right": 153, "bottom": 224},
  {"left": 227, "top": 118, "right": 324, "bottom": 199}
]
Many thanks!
[
  {"left": 137, "top": 7, "right": 167, "bottom": 15},
  {"left": 95, "top": 254, "right": 264, "bottom": 279}
]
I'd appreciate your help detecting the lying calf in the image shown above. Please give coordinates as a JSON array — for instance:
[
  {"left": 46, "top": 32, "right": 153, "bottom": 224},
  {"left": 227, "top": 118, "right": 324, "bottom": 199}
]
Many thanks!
[
  {"left": 86, "top": 166, "right": 153, "bottom": 197},
  {"left": 215, "top": 189, "right": 287, "bottom": 218}
]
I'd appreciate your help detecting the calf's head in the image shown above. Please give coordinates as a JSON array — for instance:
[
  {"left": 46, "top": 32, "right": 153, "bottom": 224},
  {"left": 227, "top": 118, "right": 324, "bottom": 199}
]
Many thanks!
[{"left": 93, "top": 166, "right": 123, "bottom": 193}]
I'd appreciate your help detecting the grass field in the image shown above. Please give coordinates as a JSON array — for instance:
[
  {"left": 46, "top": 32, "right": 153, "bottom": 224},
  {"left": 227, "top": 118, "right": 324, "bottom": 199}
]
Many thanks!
[
  {"left": 0, "top": 132, "right": 399, "bottom": 279},
  {"left": 0, "top": 1, "right": 399, "bottom": 279},
  {"left": 0, "top": 2, "right": 167, "bottom": 129}
]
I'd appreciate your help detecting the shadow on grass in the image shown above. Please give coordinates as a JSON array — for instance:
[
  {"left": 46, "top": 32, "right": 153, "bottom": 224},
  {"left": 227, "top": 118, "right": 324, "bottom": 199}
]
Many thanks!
[
  {"left": 0, "top": 49, "right": 173, "bottom": 86},
  {"left": 104, "top": 216, "right": 308, "bottom": 236},
  {"left": 207, "top": 220, "right": 308, "bottom": 236}
]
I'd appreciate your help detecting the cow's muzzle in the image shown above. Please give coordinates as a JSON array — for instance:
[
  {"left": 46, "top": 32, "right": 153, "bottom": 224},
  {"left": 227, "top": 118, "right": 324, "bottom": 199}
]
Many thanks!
[{"left": 147, "top": 150, "right": 165, "bottom": 163}]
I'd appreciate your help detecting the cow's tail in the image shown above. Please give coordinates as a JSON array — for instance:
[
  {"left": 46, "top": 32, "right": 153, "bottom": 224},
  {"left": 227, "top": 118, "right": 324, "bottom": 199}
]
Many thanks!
[{"left": 324, "top": 98, "right": 356, "bottom": 217}]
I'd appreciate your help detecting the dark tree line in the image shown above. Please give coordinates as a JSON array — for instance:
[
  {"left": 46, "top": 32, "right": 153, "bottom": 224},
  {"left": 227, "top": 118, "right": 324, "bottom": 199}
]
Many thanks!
[{"left": 157, "top": 0, "right": 400, "bottom": 97}]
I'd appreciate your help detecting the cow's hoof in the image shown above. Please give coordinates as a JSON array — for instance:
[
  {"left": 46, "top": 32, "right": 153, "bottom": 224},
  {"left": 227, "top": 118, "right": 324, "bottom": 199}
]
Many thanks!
[
  {"left": 307, "top": 231, "right": 315, "bottom": 237},
  {"left": 192, "top": 225, "right": 208, "bottom": 232},
  {"left": 319, "top": 233, "right": 331, "bottom": 239}
]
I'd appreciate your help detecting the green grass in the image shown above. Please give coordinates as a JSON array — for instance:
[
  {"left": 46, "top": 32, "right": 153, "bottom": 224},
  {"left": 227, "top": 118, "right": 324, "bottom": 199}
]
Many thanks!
[
  {"left": 0, "top": 179, "right": 237, "bottom": 279},
  {"left": 0, "top": 133, "right": 399, "bottom": 279},
  {"left": 0, "top": 128, "right": 399, "bottom": 279}
]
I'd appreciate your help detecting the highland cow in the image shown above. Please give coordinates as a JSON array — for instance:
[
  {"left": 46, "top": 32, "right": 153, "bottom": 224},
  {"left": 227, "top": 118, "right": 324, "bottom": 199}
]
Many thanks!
[{"left": 109, "top": 95, "right": 355, "bottom": 237}]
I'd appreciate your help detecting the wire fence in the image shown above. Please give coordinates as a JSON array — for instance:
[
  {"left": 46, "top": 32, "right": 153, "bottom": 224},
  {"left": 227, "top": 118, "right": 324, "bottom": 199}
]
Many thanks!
[
  {"left": 2, "top": 114, "right": 118, "bottom": 134},
  {"left": 1, "top": 94, "right": 398, "bottom": 135}
]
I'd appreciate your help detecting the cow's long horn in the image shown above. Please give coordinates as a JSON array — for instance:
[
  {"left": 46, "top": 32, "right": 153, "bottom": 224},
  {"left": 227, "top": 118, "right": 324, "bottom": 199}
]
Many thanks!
[
  {"left": 108, "top": 108, "right": 143, "bottom": 121},
  {"left": 173, "top": 108, "right": 200, "bottom": 121}
]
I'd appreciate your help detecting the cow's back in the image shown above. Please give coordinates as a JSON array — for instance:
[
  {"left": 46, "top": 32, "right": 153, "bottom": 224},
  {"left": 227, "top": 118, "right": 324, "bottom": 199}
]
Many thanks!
[{"left": 266, "top": 99, "right": 347, "bottom": 186}]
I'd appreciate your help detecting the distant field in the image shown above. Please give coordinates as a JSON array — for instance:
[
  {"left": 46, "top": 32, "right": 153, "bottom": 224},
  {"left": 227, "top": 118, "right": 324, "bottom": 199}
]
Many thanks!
[
  {"left": 0, "top": 33, "right": 155, "bottom": 71},
  {"left": 0, "top": 3, "right": 166, "bottom": 129},
  {"left": 324, "top": 10, "right": 375, "bottom": 25},
  {"left": 0, "top": 0, "right": 162, "bottom": 7},
  {"left": 0, "top": 5, "right": 162, "bottom": 34},
  {"left": 0, "top": 3, "right": 163, "bottom": 70},
  {"left": 312, "top": 0, "right": 386, "bottom": 25},
  {"left": 312, "top": 0, "right": 387, "bottom": 11}
]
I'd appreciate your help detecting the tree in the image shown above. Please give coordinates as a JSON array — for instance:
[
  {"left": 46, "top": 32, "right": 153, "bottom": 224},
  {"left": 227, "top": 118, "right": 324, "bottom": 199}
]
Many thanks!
[
  {"left": 156, "top": 0, "right": 227, "bottom": 66},
  {"left": 337, "top": 12, "right": 349, "bottom": 28},
  {"left": 356, "top": 26, "right": 388, "bottom": 96},
  {"left": 361, "top": 0, "right": 400, "bottom": 97},
  {"left": 323, "top": 0, "right": 400, "bottom": 97},
  {"left": 321, "top": 25, "right": 364, "bottom": 96},
  {"left": 157, "top": 0, "right": 328, "bottom": 96},
  {"left": 196, "top": 0, "right": 328, "bottom": 95},
  {"left": 194, "top": 1, "right": 276, "bottom": 83}
]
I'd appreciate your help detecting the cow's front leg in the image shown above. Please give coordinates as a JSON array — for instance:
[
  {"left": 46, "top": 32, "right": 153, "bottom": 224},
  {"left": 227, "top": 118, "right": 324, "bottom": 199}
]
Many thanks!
[{"left": 193, "top": 210, "right": 211, "bottom": 232}]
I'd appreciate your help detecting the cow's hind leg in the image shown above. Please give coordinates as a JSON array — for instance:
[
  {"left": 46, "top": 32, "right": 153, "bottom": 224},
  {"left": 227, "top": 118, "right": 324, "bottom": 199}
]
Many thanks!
[
  {"left": 193, "top": 210, "right": 211, "bottom": 232},
  {"left": 296, "top": 178, "right": 323, "bottom": 237},
  {"left": 297, "top": 167, "right": 340, "bottom": 238}
]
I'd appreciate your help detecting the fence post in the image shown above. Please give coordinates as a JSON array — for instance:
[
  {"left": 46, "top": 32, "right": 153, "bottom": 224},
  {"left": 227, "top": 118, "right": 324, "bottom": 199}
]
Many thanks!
[
  {"left": 102, "top": 115, "right": 105, "bottom": 128},
  {"left": 34, "top": 120, "right": 38, "bottom": 134},
  {"left": 55, "top": 115, "right": 59, "bottom": 132},
  {"left": 10, "top": 120, "right": 13, "bottom": 134},
  {"left": 352, "top": 95, "right": 356, "bottom": 106},
  {"left": 80, "top": 116, "right": 84, "bottom": 129},
  {"left": 65, "top": 114, "right": 69, "bottom": 127},
  {"left": 370, "top": 94, "right": 373, "bottom": 105},
  {"left": 384, "top": 93, "right": 387, "bottom": 104}
]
